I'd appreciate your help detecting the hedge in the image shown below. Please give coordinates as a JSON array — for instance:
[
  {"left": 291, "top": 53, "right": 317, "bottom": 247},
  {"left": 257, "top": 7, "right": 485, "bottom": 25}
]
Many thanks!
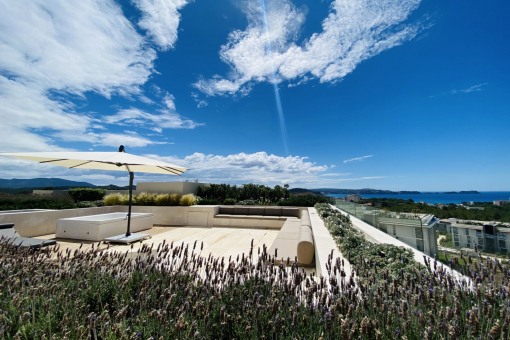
[
  {"left": 0, "top": 193, "right": 75, "bottom": 211},
  {"left": 68, "top": 188, "right": 107, "bottom": 202}
]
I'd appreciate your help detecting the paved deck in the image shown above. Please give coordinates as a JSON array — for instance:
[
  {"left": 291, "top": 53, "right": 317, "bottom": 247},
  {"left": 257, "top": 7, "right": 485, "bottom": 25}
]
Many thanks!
[{"left": 36, "top": 225, "right": 279, "bottom": 260}]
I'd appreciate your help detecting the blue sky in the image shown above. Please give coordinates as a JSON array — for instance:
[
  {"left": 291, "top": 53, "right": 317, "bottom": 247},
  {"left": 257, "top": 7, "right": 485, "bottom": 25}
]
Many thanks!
[{"left": 0, "top": 0, "right": 508, "bottom": 191}]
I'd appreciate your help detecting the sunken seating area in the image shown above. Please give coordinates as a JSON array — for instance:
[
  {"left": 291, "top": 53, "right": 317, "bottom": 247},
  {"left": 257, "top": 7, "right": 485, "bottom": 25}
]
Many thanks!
[{"left": 213, "top": 206, "right": 315, "bottom": 266}]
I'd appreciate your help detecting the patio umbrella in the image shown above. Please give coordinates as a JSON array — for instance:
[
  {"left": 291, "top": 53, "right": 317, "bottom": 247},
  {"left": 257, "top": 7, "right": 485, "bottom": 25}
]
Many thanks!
[{"left": 0, "top": 146, "right": 189, "bottom": 243}]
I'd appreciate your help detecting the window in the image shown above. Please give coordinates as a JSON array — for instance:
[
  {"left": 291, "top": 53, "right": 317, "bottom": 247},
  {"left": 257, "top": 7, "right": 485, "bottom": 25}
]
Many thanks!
[
  {"left": 478, "top": 237, "right": 484, "bottom": 246},
  {"left": 454, "top": 241, "right": 459, "bottom": 247},
  {"left": 416, "top": 239, "right": 424, "bottom": 251},
  {"left": 454, "top": 235, "right": 459, "bottom": 242},
  {"left": 499, "top": 240, "right": 506, "bottom": 248},
  {"left": 415, "top": 227, "right": 423, "bottom": 239},
  {"left": 453, "top": 227, "right": 458, "bottom": 234},
  {"left": 465, "top": 229, "right": 470, "bottom": 236},
  {"left": 499, "top": 233, "right": 507, "bottom": 240},
  {"left": 393, "top": 225, "right": 396, "bottom": 235},
  {"left": 476, "top": 230, "right": 482, "bottom": 237},
  {"left": 501, "top": 248, "right": 507, "bottom": 254}
]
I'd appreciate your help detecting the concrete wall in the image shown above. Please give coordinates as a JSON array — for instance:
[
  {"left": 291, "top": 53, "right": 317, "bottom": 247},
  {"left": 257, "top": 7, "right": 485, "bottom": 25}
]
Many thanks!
[
  {"left": 0, "top": 205, "right": 222, "bottom": 237},
  {"left": 128, "top": 205, "right": 219, "bottom": 227},
  {"left": 0, "top": 206, "right": 122, "bottom": 237},
  {"left": 135, "top": 182, "right": 210, "bottom": 195}
]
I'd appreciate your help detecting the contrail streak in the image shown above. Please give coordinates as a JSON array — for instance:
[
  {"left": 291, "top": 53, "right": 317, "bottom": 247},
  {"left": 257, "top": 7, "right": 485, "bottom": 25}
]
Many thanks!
[{"left": 261, "top": 0, "right": 289, "bottom": 155}]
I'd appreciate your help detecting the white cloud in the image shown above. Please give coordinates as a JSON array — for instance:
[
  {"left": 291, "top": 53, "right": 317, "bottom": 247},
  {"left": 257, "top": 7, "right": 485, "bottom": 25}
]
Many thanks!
[
  {"left": 0, "top": 151, "right": 384, "bottom": 187},
  {"left": 343, "top": 155, "right": 373, "bottom": 163},
  {"left": 0, "top": 0, "right": 164, "bottom": 152},
  {"left": 103, "top": 107, "right": 203, "bottom": 130},
  {"left": 194, "top": 0, "right": 426, "bottom": 96},
  {"left": 321, "top": 173, "right": 352, "bottom": 176},
  {"left": 163, "top": 93, "right": 176, "bottom": 110},
  {"left": 197, "top": 100, "right": 208, "bottom": 108},
  {"left": 190, "top": 92, "right": 209, "bottom": 108},
  {"left": 452, "top": 83, "right": 488, "bottom": 94},
  {"left": 144, "top": 151, "right": 330, "bottom": 185},
  {"left": 131, "top": 0, "right": 190, "bottom": 51},
  {"left": 53, "top": 131, "right": 165, "bottom": 148}
]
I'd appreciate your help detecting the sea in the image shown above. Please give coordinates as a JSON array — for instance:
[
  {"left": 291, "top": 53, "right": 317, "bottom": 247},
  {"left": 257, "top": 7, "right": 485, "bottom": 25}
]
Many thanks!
[{"left": 328, "top": 192, "right": 510, "bottom": 205}]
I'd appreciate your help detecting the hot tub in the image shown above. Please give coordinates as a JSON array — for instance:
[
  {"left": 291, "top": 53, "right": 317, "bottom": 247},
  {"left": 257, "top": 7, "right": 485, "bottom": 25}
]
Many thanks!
[{"left": 56, "top": 213, "right": 153, "bottom": 241}]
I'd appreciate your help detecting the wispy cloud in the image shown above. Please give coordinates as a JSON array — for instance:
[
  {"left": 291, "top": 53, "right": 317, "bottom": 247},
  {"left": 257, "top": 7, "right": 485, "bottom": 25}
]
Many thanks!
[
  {"left": 194, "top": 0, "right": 427, "bottom": 96},
  {"left": 343, "top": 155, "right": 373, "bottom": 163},
  {"left": 102, "top": 107, "right": 203, "bottom": 130},
  {"left": 451, "top": 83, "right": 488, "bottom": 94},
  {"left": 191, "top": 92, "right": 209, "bottom": 108},
  {"left": 321, "top": 173, "right": 352, "bottom": 177},
  {"left": 430, "top": 83, "right": 489, "bottom": 98},
  {"left": 131, "top": 0, "right": 190, "bottom": 51}
]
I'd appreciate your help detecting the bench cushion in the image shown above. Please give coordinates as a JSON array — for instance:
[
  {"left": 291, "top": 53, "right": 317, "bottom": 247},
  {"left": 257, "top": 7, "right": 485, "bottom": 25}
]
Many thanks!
[
  {"left": 269, "top": 238, "right": 298, "bottom": 262},
  {"left": 249, "top": 207, "right": 266, "bottom": 216},
  {"left": 265, "top": 207, "right": 282, "bottom": 216},
  {"left": 219, "top": 206, "right": 234, "bottom": 214},
  {"left": 281, "top": 207, "right": 300, "bottom": 217},
  {"left": 280, "top": 220, "right": 301, "bottom": 233},
  {"left": 297, "top": 226, "right": 314, "bottom": 265},
  {"left": 300, "top": 210, "right": 311, "bottom": 227},
  {"left": 234, "top": 206, "right": 250, "bottom": 215}
]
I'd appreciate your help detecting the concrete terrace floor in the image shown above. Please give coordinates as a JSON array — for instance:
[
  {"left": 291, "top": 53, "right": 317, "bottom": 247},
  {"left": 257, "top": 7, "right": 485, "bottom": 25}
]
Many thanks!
[{"left": 35, "top": 226, "right": 281, "bottom": 262}]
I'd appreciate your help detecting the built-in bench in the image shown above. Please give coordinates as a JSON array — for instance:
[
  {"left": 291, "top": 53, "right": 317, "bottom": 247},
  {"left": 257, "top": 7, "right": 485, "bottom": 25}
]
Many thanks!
[{"left": 214, "top": 206, "right": 314, "bottom": 266}]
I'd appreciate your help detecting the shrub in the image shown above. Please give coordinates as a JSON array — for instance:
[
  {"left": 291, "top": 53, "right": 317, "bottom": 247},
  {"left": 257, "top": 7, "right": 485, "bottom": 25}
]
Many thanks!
[
  {"left": 75, "top": 200, "right": 104, "bottom": 208},
  {"left": 223, "top": 198, "right": 237, "bottom": 205},
  {"left": 103, "top": 193, "right": 122, "bottom": 206},
  {"left": 197, "top": 183, "right": 290, "bottom": 204},
  {"left": 167, "top": 193, "right": 181, "bottom": 206},
  {"left": 68, "top": 188, "right": 107, "bottom": 202},
  {"left": 179, "top": 193, "right": 195, "bottom": 206},
  {"left": 155, "top": 194, "right": 171, "bottom": 206},
  {"left": 136, "top": 192, "right": 157, "bottom": 206},
  {"left": 0, "top": 193, "right": 75, "bottom": 210},
  {"left": 237, "top": 199, "right": 258, "bottom": 205},
  {"left": 119, "top": 194, "right": 131, "bottom": 205},
  {"left": 277, "top": 194, "right": 330, "bottom": 207},
  {"left": 197, "top": 198, "right": 221, "bottom": 205}
]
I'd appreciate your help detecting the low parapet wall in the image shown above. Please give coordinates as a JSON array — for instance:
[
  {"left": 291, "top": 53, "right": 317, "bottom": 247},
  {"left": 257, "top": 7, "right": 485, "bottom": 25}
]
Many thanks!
[
  {"left": 0, "top": 206, "right": 122, "bottom": 237},
  {"left": 0, "top": 205, "right": 221, "bottom": 237}
]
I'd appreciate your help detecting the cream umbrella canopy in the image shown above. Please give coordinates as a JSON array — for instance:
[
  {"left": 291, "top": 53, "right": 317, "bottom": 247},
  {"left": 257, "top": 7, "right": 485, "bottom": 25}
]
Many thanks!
[{"left": 0, "top": 146, "right": 189, "bottom": 243}]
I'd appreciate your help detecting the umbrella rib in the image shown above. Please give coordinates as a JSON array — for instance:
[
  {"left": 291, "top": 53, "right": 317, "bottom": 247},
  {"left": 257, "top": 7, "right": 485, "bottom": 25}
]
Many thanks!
[
  {"left": 69, "top": 161, "right": 93, "bottom": 169},
  {"left": 157, "top": 166, "right": 182, "bottom": 176},
  {"left": 40, "top": 159, "right": 67, "bottom": 164}
]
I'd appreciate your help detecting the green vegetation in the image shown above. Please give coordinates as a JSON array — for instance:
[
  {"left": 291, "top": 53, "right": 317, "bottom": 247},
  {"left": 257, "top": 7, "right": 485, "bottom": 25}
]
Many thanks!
[
  {"left": 68, "top": 188, "right": 107, "bottom": 202},
  {"left": 197, "top": 184, "right": 326, "bottom": 206},
  {"left": 196, "top": 198, "right": 221, "bottom": 205},
  {"left": 439, "top": 231, "right": 453, "bottom": 247},
  {"left": 103, "top": 193, "right": 195, "bottom": 206},
  {"left": 154, "top": 193, "right": 182, "bottom": 206},
  {"left": 314, "top": 203, "right": 510, "bottom": 338},
  {"left": 0, "top": 193, "right": 75, "bottom": 210},
  {"left": 277, "top": 194, "right": 330, "bottom": 207},
  {"left": 3, "top": 205, "right": 510, "bottom": 339},
  {"left": 315, "top": 203, "right": 416, "bottom": 280},
  {"left": 197, "top": 183, "right": 290, "bottom": 205},
  {"left": 358, "top": 197, "right": 510, "bottom": 222}
]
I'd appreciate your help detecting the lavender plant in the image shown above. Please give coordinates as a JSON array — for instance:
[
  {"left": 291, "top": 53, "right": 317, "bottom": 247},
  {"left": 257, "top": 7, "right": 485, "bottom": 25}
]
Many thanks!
[{"left": 0, "top": 204, "right": 508, "bottom": 339}]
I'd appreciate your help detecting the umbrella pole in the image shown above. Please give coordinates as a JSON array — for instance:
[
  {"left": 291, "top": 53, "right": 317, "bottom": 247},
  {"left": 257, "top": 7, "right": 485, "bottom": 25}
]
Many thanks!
[{"left": 126, "top": 172, "right": 134, "bottom": 237}]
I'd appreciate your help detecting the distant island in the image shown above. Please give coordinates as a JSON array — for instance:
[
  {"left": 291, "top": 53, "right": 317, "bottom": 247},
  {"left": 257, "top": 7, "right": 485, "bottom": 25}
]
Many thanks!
[
  {"left": 444, "top": 191, "right": 480, "bottom": 194},
  {"left": 309, "top": 188, "right": 421, "bottom": 195}
]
